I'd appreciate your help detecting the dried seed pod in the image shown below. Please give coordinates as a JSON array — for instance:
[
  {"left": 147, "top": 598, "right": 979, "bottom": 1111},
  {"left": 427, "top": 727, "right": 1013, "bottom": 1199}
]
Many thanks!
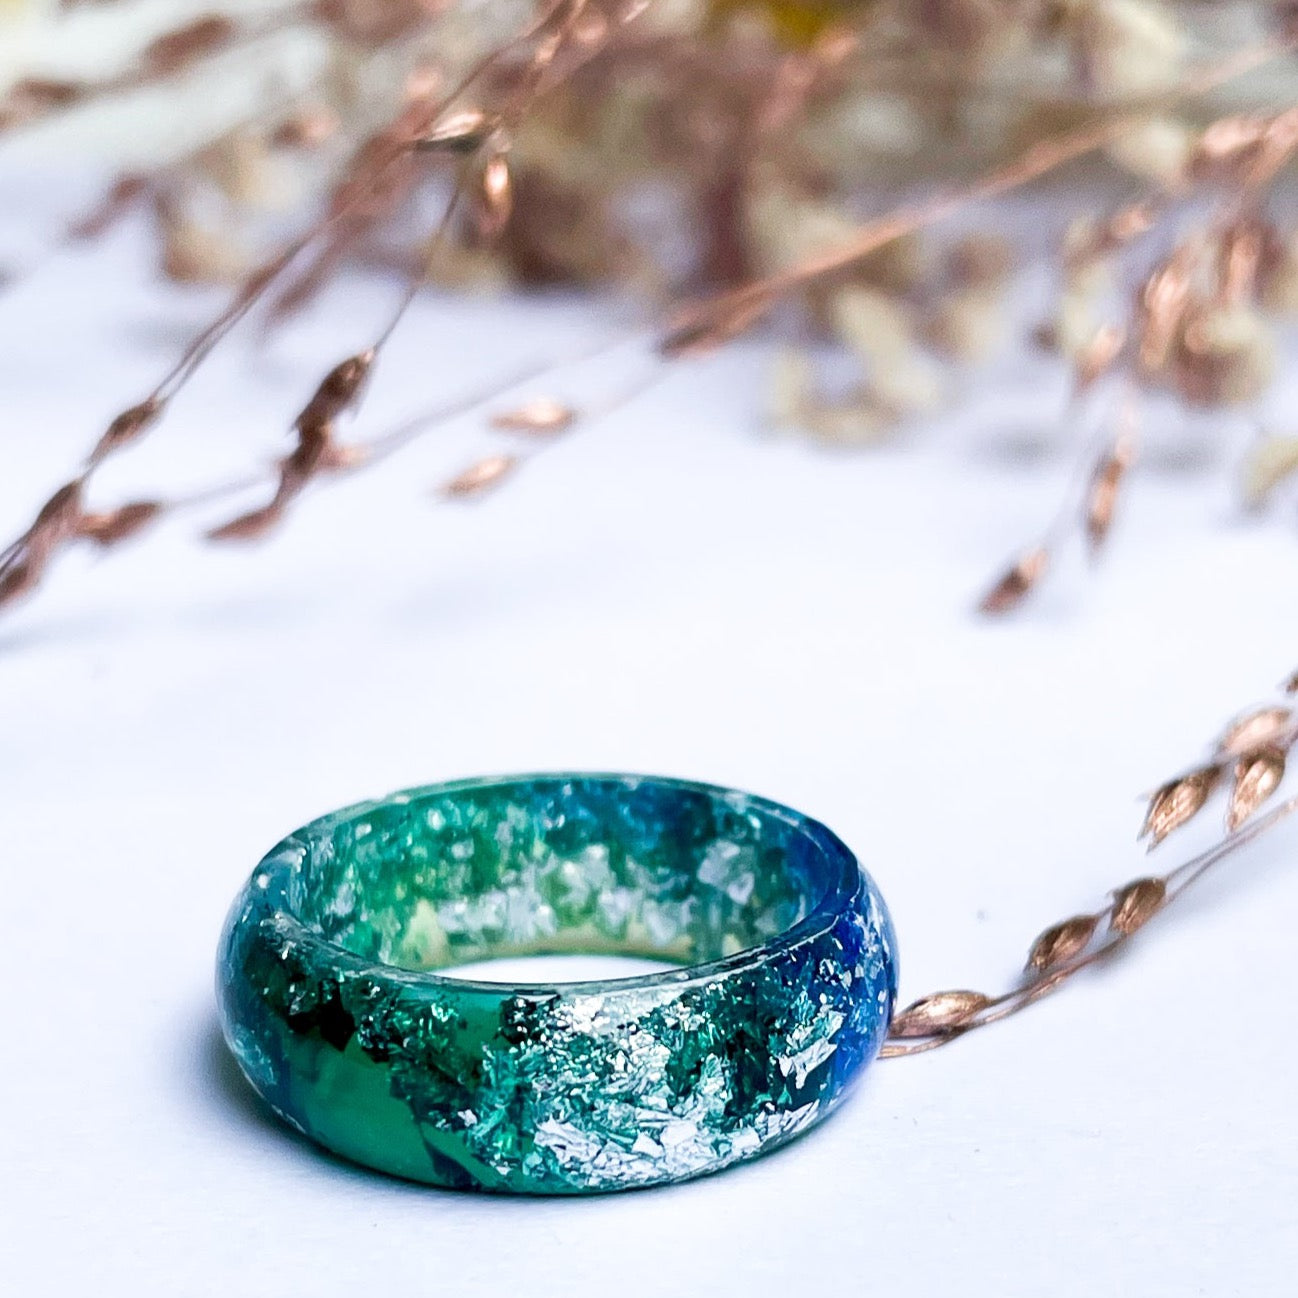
[
  {"left": 490, "top": 398, "right": 575, "bottom": 434},
  {"left": 1216, "top": 218, "right": 1268, "bottom": 307},
  {"left": 476, "top": 154, "right": 514, "bottom": 241},
  {"left": 91, "top": 398, "right": 162, "bottom": 462},
  {"left": 24, "top": 481, "right": 86, "bottom": 560},
  {"left": 32, "top": 481, "right": 84, "bottom": 537},
  {"left": 571, "top": 8, "right": 611, "bottom": 47},
  {"left": 1109, "top": 877, "right": 1167, "bottom": 935},
  {"left": 78, "top": 502, "right": 163, "bottom": 547},
  {"left": 1219, "top": 707, "right": 1292, "bottom": 756},
  {"left": 276, "top": 423, "right": 334, "bottom": 502},
  {"left": 1084, "top": 436, "right": 1133, "bottom": 554},
  {"left": 978, "top": 547, "right": 1048, "bottom": 616},
  {"left": 1026, "top": 914, "right": 1100, "bottom": 973},
  {"left": 319, "top": 442, "right": 370, "bottom": 471},
  {"left": 296, "top": 350, "right": 375, "bottom": 432},
  {"left": 1136, "top": 242, "right": 1197, "bottom": 376},
  {"left": 1, "top": 77, "right": 82, "bottom": 131},
  {"left": 415, "top": 109, "right": 494, "bottom": 154},
  {"left": 1227, "top": 746, "right": 1286, "bottom": 832},
  {"left": 0, "top": 559, "right": 41, "bottom": 608},
  {"left": 442, "top": 455, "right": 517, "bottom": 499},
  {"left": 142, "top": 15, "right": 237, "bottom": 75},
  {"left": 207, "top": 504, "right": 283, "bottom": 543},
  {"left": 1141, "top": 768, "right": 1219, "bottom": 847},
  {"left": 889, "top": 990, "right": 993, "bottom": 1038}
]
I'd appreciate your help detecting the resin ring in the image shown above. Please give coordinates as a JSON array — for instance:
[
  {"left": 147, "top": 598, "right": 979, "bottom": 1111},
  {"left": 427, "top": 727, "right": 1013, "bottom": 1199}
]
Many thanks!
[{"left": 217, "top": 774, "right": 898, "bottom": 1193}]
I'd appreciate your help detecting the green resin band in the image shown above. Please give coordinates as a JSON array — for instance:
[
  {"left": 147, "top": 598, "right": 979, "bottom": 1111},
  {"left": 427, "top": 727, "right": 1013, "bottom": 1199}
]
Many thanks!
[{"left": 217, "top": 774, "right": 897, "bottom": 1193}]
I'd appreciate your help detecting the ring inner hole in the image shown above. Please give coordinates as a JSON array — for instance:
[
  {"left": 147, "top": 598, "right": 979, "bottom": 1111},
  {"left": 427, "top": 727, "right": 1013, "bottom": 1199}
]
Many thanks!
[{"left": 293, "top": 778, "right": 833, "bottom": 974}]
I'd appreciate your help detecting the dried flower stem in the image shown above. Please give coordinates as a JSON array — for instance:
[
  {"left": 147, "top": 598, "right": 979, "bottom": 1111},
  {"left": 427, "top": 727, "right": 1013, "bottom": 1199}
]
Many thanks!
[
  {"left": 883, "top": 685, "right": 1298, "bottom": 1056},
  {"left": 372, "top": 0, "right": 604, "bottom": 350},
  {"left": 31, "top": 325, "right": 645, "bottom": 573},
  {"left": 206, "top": 0, "right": 629, "bottom": 537},
  {"left": 0, "top": 0, "right": 633, "bottom": 603}
]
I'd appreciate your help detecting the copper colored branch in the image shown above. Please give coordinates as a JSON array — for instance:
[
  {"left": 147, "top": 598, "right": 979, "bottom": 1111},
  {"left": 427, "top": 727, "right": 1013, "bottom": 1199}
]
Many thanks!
[
  {"left": 882, "top": 691, "right": 1298, "bottom": 1057},
  {"left": 0, "top": 3, "right": 598, "bottom": 602}
]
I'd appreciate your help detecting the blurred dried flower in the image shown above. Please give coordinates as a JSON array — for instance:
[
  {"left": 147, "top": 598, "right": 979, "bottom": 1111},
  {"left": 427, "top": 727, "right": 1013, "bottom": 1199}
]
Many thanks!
[
  {"left": 979, "top": 548, "right": 1049, "bottom": 616},
  {"left": 443, "top": 454, "right": 518, "bottom": 497},
  {"left": 491, "top": 398, "right": 576, "bottom": 433},
  {"left": 3, "top": 0, "right": 1298, "bottom": 623},
  {"left": 1241, "top": 436, "right": 1298, "bottom": 510},
  {"left": 1173, "top": 306, "right": 1275, "bottom": 407},
  {"left": 1070, "top": 0, "right": 1183, "bottom": 97},
  {"left": 925, "top": 289, "right": 1003, "bottom": 362},
  {"left": 78, "top": 503, "right": 164, "bottom": 547},
  {"left": 1219, "top": 707, "right": 1293, "bottom": 756}
]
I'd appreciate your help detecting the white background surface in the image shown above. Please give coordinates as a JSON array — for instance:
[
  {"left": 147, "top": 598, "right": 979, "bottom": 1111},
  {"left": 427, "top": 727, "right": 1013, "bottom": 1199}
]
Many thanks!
[{"left": 3, "top": 170, "right": 1298, "bottom": 1295}]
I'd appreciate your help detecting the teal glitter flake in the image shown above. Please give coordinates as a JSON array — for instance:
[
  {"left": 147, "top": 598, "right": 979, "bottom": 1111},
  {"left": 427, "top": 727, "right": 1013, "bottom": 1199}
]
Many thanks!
[{"left": 217, "top": 774, "right": 898, "bottom": 1193}]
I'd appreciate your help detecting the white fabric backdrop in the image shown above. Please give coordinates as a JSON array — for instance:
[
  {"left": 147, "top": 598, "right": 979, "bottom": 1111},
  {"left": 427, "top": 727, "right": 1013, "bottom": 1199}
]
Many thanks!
[{"left": 2, "top": 171, "right": 1297, "bottom": 1295}]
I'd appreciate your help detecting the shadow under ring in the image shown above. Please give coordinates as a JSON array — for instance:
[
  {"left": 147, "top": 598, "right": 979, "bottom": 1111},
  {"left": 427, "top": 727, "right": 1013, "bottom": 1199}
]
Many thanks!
[{"left": 217, "top": 773, "right": 898, "bottom": 1193}]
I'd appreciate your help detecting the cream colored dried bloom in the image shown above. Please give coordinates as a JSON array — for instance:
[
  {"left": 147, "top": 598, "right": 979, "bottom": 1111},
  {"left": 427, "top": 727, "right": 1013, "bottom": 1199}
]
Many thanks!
[
  {"left": 800, "top": 394, "right": 895, "bottom": 446},
  {"left": 831, "top": 285, "right": 912, "bottom": 361},
  {"left": 160, "top": 214, "right": 249, "bottom": 284},
  {"left": 1105, "top": 114, "right": 1194, "bottom": 187},
  {"left": 769, "top": 347, "right": 815, "bottom": 428},
  {"left": 926, "top": 288, "right": 1004, "bottom": 362},
  {"left": 747, "top": 187, "right": 925, "bottom": 292},
  {"left": 800, "top": 90, "right": 929, "bottom": 177},
  {"left": 1071, "top": 0, "right": 1184, "bottom": 97},
  {"left": 1241, "top": 436, "right": 1298, "bottom": 509},
  {"left": 831, "top": 286, "right": 943, "bottom": 414},
  {"left": 199, "top": 127, "right": 287, "bottom": 209},
  {"left": 1049, "top": 260, "right": 1114, "bottom": 361},
  {"left": 768, "top": 345, "right": 897, "bottom": 445}
]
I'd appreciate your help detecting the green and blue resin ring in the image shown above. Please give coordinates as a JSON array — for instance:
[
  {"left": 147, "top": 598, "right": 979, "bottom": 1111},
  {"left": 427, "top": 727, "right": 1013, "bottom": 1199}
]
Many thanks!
[{"left": 217, "top": 774, "right": 898, "bottom": 1193}]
